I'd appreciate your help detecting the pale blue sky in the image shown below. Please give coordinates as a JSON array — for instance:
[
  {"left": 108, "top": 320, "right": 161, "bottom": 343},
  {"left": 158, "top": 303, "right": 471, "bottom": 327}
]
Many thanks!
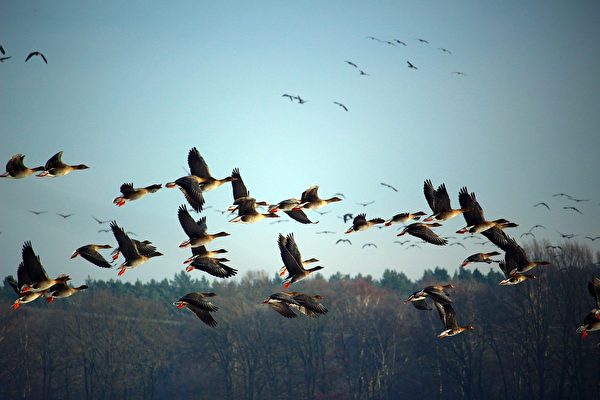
[{"left": 1, "top": 1, "right": 599, "bottom": 285}]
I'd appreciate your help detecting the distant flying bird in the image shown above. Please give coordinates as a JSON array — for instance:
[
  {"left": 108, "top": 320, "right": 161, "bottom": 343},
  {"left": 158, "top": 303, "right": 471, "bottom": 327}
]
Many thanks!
[
  {"left": 366, "top": 36, "right": 383, "bottom": 42},
  {"left": 585, "top": 236, "right": 600, "bottom": 241},
  {"left": 263, "top": 292, "right": 328, "bottom": 319},
  {"left": 407, "top": 61, "right": 418, "bottom": 70},
  {"left": 552, "top": 193, "right": 573, "bottom": 199},
  {"left": 448, "top": 242, "right": 467, "bottom": 249},
  {"left": 558, "top": 231, "right": 577, "bottom": 239},
  {"left": 406, "top": 244, "right": 421, "bottom": 250},
  {"left": 282, "top": 94, "right": 295, "bottom": 101},
  {"left": 529, "top": 224, "right": 546, "bottom": 232},
  {"left": 0, "top": 45, "right": 4, "bottom": 55},
  {"left": 438, "top": 47, "right": 451, "bottom": 54},
  {"left": 174, "top": 292, "right": 219, "bottom": 327},
  {"left": 356, "top": 201, "right": 375, "bottom": 207},
  {"left": 37, "top": 151, "right": 89, "bottom": 177},
  {"left": 362, "top": 243, "right": 377, "bottom": 249},
  {"left": 563, "top": 206, "right": 583, "bottom": 214},
  {"left": 474, "top": 241, "right": 488, "bottom": 246},
  {"left": 344, "top": 60, "right": 358, "bottom": 68},
  {"left": 333, "top": 101, "right": 348, "bottom": 111},
  {"left": 384, "top": 40, "right": 396, "bottom": 46},
  {"left": 570, "top": 197, "right": 589, "bottom": 203},
  {"left": 25, "top": 51, "right": 47, "bottom": 64},
  {"left": 394, "top": 240, "right": 410, "bottom": 245},
  {"left": 394, "top": 39, "right": 407, "bottom": 46},
  {"left": 92, "top": 215, "right": 110, "bottom": 224},
  {"left": 359, "top": 69, "right": 369, "bottom": 76},
  {"left": 214, "top": 209, "right": 229, "bottom": 215},
  {"left": 0, "top": 56, "right": 11, "bottom": 62},
  {"left": 461, "top": 251, "right": 501, "bottom": 267},
  {"left": 270, "top": 220, "right": 289, "bottom": 224},
  {"left": 520, "top": 232, "right": 536, "bottom": 239},
  {"left": 315, "top": 210, "right": 331, "bottom": 216},
  {"left": 316, "top": 231, "right": 335, "bottom": 234},
  {"left": 341, "top": 213, "right": 353, "bottom": 223},
  {"left": 452, "top": 71, "right": 467, "bottom": 76},
  {"left": 332, "top": 192, "right": 346, "bottom": 199},
  {"left": 56, "top": 213, "right": 74, "bottom": 219},
  {"left": 336, "top": 238, "right": 352, "bottom": 245},
  {"left": 417, "top": 38, "right": 429, "bottom": 44},
  {"left": 29, "top": 210, "right": 47, "bottom": 215},
  {"left": 380, "top": 182, "right": 398, "bottom": 192},
  {"left": 98, "top": 229, "right": 111, "bottom": 233},
  {"left": 533, "top": 202, "right": 550, "bottom": 210},
  {"left": 295, "top": 95, "right": 308, "bottom": 104}
]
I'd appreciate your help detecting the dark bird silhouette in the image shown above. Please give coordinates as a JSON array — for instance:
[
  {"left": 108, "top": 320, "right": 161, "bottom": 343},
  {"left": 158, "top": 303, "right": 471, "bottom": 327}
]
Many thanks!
[
  {"left": 358, "top": 69, "right": 369, "bottom": 76},
  {"left": 406, "top": 244, "right": 422, "bottom": 250},
  {"left": 332, "top": 193, "right": 346, "bottom": 199},
  {"left": 346, "top": 214, "right": 385, "bottom": 233},
  {"left": 279, "top": 233, "right": 324, "bottom": 288},
  {"left": 174, "top": 292, "right": 219, "bottom": 327},
  {"left": 452, "top": 71, "right": 467, "bottom": 76},
  {"left": 552, "top": 193, "right": 573, "bottom": 199},
  {"left": 263, "top": 292, "right": 328, "bottom": 319},
  {"left": 98, "top": 229, "right": 111, "bottom": 233},
  {"left": 29, "top": 210, "right": 47, "bottom": 215},
  {"left": 110, "top": 221, "right": 162, "bottom": 276},
  {"left": 558, "top": 231, "right": 577, "bottom": 239},
  {"left": 576, "top": 276, "right": 600, "bottom": 338},
  {"left": 333, "top": 101, "right": 348, "bottom": 111},
  {"left": 394, "top": 240, "right": 410, "bottom": 245},
  {"left": 270, "top": 220, "right": 289, "bottom": 224},
  {"left": 461, "top": 251, "right": 501, "bottom": 267},
  {"left": 316, "top": 231, "right": 335, "bottom": 234},
  {"left": 336, "top": 238, "right": 352, "bottom": 245},
  {"left": 407, "top": 61, "right": 418, "bottom": 70},
  {"left": 417, "top": 38, "right": 429, "bottom": 44},
  {"left": 362, "top": 243, "right": 377, "bottom": 249},
  {"left": 0, "top": 56, "right": 11, "bottom": 62},
  {"left": 315, "top": 210, "right": 331, "bottom": 216},
  {"left": 92, "top": 215, "right": 110, "bottom": 224},
  {"left": 380, "top": 182, "right": 398, "bottom": 192},
  {"left": 448, "top": 242, "right": 467, "bottom": 249},
  {"left": 529, "top": 224, "right": 546, "bottom": 232},
  {"left": 0, "top": 45, "right": 4, "bottom": 55},
  {"left": 433, "top": 301, "right": 474, "bottom": 338},
  {"left": 585, "top": 236, "right": 600, "bottom": 241},
  {"left": 405, "top": 284, "right": 454, "bottom": 311},
  {"left": 366, "top": 36, "right": 383, "bottom": 42},
  {"left": 342, "top": 213, "right": 353, "bottom": 223},
  {"left": 344, "top": 61, "right": 358, "bottom": 68},
  {"left": 295, "top": 95, "right": 308, "bottom": 104},
  {"left": 25, "top": 51, "right": 47, "bottom": 64},
  {"left": 570, "top": 197, "right": 589, "bottom": 203},
  {"left": 438, "top": 47, "right": 451, "bottom": 54},
  {"left": 394, "top": 39, "right": 407, "bottom": 46},
  {"left": 520, "top": 232, "right": 536, "bottom": 239},
  {"left": 533, "top": 202, "right": 550, "bottom": 210},
  {"left": 356, "top": 201, "right": 375, "bottom": 207},
  {"left": 57, "top": 213, "right": 74, "bottom": 219},
  {"left": 385, "top": 40, "right": 396, "bottom": 46},
  {"left": 282, "top": 94, "right": 295, "bottom": 101},
  {"left": 563, "top": 206, "right": 583, "bottom": 214}
]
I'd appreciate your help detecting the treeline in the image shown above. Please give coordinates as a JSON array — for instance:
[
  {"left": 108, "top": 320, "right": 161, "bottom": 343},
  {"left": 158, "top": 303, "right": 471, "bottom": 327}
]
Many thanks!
[{"left": 1, "top": 241, "right": 599, "bottom": 400}]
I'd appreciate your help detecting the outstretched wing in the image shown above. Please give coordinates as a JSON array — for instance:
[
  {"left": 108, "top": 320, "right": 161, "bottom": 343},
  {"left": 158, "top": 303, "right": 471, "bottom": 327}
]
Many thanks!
[{"left": 187, "top": 147, "right": 211, "bottom": 179}]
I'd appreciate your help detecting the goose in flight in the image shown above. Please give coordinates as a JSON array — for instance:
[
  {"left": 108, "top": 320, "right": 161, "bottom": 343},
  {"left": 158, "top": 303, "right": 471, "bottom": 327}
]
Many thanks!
[
  {"left": 576, "top": 276, "right": 600, "bottom": 338},
  {"left": 178, "top": 205, "right": 230, "bottom": 247},
  {"left": 456, "top": 187, "right": 517, "bottom": 235},
  {"left": 1, "top": 154, "right": 44, "bottom": 178},
  {"left": 424, "top": 180, "right": 469, "bottom": 222},
  {"left": 113, "top": 183, "right": 162, "bottom": 207},
  {"left": 29, "top": 210, "right": 47, "bottom": 215},
  {"left": 174, "top": 292, "right": 219, "bottom": 327},
  {"left": 56, "top": 213, "right": 74, "bottom": 219},
  {"left": 263, "top": 292, "right": 328, "bottom": 319},
  {"left": 461, "top": 252, "right": 501, "bottom": 267},
  {"left": 405, "top": 284, "right": 453, "bottom": 311},
  {"left": 438, "top": 47, "right": 451, "bottom": 54},
  {"left": 344, "top": 61, "right": 358, "bottom": 68},
  {"left": 380, "top": 182, "right": 398, "bottom": 192},
  {"left": 407, "top": 61, "right": 418, "bottom": 70},
  {"left": 166, "top": 176, "right": 205, "bottom": 212},
  {"left": 110, "top": 221, "right": 162, "bottom": 276},
  {"left": 186, "top": 147, "right": 233, "bottom": 192},
  {"left": 229, "top": 197, "right": 280, "bottom": 223},
  {"left": 397, "top": 222, "right": 447, "bottom": 246},
  {"left": 345, "top": 213, "right": 385, "bottom": 233},
  {"left": 385, "top": 211, "right": 427, "bottom": 226},
  {"left": 18, "top": 241, "right": 71, "bottom": 293},
  {"left": 417, "top": 38, "right": 429, "bottom": 44},
  {"left": 356, "top": 201, "right": 375, "bottom": 207},
  {"left": 336, "top": 239, "right": 352, "bottom": 245},
  {"left": 563, "top": 206, "right": 583, "bottom": 214},
  {"left": 37, "top": 151, "right": 89, "bottom": 177},
  {"left": 25, "top": 51, "right": 47, "bottom": 64},
  {"left": 70, "top": 244, "right": 113, "bottom": 269},
  {"left": 278, "top": 233, "right": 324, "bottom": 289},
  {"left": 394, "top": 39, "right": 407, "bottom": 46},
  {"left": 299, "top": 185, "right": 343, "bottom": 210},
  {"left": 434, "top": 301, "right": 474, "bottom": 338}
]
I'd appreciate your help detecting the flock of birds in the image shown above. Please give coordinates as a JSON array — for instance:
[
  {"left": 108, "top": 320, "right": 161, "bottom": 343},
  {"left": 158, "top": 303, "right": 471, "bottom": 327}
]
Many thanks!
[
  {"left": 0, "top": 44, "right": 48, "bottom": 64},
  {"left": 2, "top": 147, "right": 599, "bottom": 339}
]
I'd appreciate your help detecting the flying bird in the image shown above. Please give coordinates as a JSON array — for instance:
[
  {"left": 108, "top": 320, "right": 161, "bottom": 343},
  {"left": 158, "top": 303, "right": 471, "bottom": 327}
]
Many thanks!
[
  {"left": 546, "top": 245, "right": 562, "bottom": 251},
  {"left": 341, "top": 213, "right": 353, "bottom": 223},
  {"left": 92, "top": 216, "right": 110, "bottom": 224},
  {"left": 299, "top": 185, "right": 343, "bottom": 210},
  {"left": 336, "top": 238, "right": 352, "bottom": 245},
  {"left": 394, "top": 39, "right": 407, "bottom": 46},
  {"left": 282, "top": 94, "right": 295, "bottom": 101},
  {"left": 406, "top": 244, "right": 421, "bottom": 250},
  {"left": 344, "top": 61, "right": 358, "bottom": 68},
  {"left": 424, "top": 180, "right": 470, "bottom": 222},
  {"left": 178, "top": 205, "right": 230, "bottom": 248},
  {"left": 433, "top": 301, "right": 474, "bottom": 339},
  {"left": 558, "top": 231, "right": 577, "bottom": 239},
  {"left": 332, "top": 193, "right": 346, "bottom": 199},
  {"left": 25, "top": 51, "right": 47, "bottom": 64},
  {"left": 407, "top": 61, "right": 418, "bottom": 70},
  {"left": 359, "top": 70, "right": 369, "bottom": 76},
  {"left": 1, "top": 154, "right": 44, "bottom": 178},
  {"left": 362, "top": 243, "right": 378, "bottom": 249},
  {"left": 0, "top": 45, "right": 4, "bottom": 55},
  {"left": 461, "top": 252, "right": 501, "bottom": 267},
  {"left": 346, "top": 213, "right": 385, "bottom": 233},
  {"left": 529, "top": 224, "right": 546, "bottom": 232},
  {"left": 98, "top": 229, "right": 111, "bottom": 233},
  {"left": 452, "top": 71, "right": 467, "bottom": 76},
  {"left": 448, "top": 242, "right": 467, "bottom": 249},
  {"left": 110, "top": 221, "right": 162, "bottom": 276},
  {"left": 552, "top": 193, "right": 573, "bottom": 199},
  {"left": 278, "top": 233, "right": 324, "bottom": 289},
  {"left": 438, "top": 47, "right": 451, "bottom": 54},
  {"left": 112, "top": 183, "right": 162, "bottom": 207},
  {"left": 37, "top": 151, "right": 89, "bottom": 177},
  {"left": 70, "top": 244, "right": 113, "bottom": 269},
  {"left": 185, "top": 253, "right": 237, "bottom": 279},
  {"left": 397, "top": 222, "right": 447, "bottom": 246},
  {"left": 380, "top": 182, "right": 398, "bottom": 192},
  {"left": 356, "top": 201, "right": 375, "bottom": 207},
  {"left": 585, "top": 236, "right": 600, "bottom": 241},
  {"left": 385, "top": 212, "right": 427, "bottom": 226},
  {"left": 263, "top": 292, "right": 328, "bottom": 319},
  {"left": 576, "top": 276, "right": 600, "bottom": 338},
  {"left": 570, "top": 197, "right": 589, "bottom": 203},
  {"left": 520, "top": 232, "right": 536, "bottom": 239},
  {"left": 174, "top": 292, "right": 219, "bottom": 327},
  {"left": 333, "top": 101, "right": 348, "bottom": 111},
  {"left": 316, "top": 231, "right": 335, "bottom": 234},
  {"left": 563, "top": 206, "right": 583, "bottom": 214},
  {"left": 56, "top": 213, "right": 74, "bottom": 219},
  {"left": 417, "top": 38, "right": 429, "bottom": 44},
  {"left": 533, "top": 202, "right": 550, "bottom": 210},
  {"left": 394, "top": 240, "right": 410, "bottom": 245},
  {"left": 366, "top": 36, "right": 383, "bottom": 42},
  {"left": 295, "top": 95, "right": 308, "bottom": 104},
  {"left": 315, "top": 210, "right": 331, "bottom": 216},
  {"left": 0, "top": 56, "right": 11, "bottom": 62},
  {"left": 29, "top": 210, "right": 47, "bottom": 215}
]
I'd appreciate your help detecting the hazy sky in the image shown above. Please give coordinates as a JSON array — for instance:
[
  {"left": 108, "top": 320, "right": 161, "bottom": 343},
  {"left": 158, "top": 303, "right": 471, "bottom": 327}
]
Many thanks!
[{"left": 2, "top": 1, "right": 599, "bottom": 286}]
